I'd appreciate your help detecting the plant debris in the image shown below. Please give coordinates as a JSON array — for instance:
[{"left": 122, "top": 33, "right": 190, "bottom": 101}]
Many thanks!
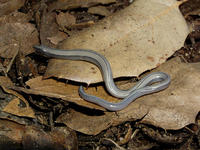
[{"left": 0, "top": 0, "right": 200, "bottom": 149}]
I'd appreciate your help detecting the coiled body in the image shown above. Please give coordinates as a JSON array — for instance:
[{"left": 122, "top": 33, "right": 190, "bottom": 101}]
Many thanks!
[{"left": 34, "top": 45, "right": 171, "bottom": 111}]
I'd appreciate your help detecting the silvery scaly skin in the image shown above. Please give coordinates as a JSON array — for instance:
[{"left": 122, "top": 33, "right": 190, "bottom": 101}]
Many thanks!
[{"left": 34, "top": 45, "right": 171, "bottom": 111}]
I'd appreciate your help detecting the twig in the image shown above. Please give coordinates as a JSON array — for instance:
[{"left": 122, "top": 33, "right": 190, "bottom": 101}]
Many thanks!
[
  {"left": 102, "top": 138, "right": 126, "bottom": 150},
  {"left": 131, "top": 129, "right": 139, "bottom": 139},
  {"left": 6, "top": 48, "right": 19, "bottom": 73}
]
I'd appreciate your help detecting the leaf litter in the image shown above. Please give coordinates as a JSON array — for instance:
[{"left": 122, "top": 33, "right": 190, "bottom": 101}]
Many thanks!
[
  {"left": 22, "top": 57, "right": 200, "bottom": 135},
  {"left": 0, "top": 119, "right": 78, "bottom": 150},
  {"left": 1, "top": 0, "right": 200, "bottom": 149},
  {"left": 0, "top": 76, "right": 35, "bottom": 118},
  {"left": 44, "top": 0, "right": 189, "bottom": 84}
]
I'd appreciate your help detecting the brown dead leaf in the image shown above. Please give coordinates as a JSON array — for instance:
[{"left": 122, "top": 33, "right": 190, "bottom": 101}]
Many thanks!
[
  {"left": 23, "top": 126, "right": 78, "bottom": 150},
  {"left": 69, "top": 20, "right": 95, "bottom": 29},
  {"left": 55, "top": 11, "right": 96, "bottom": 31},
  {"left": 12, "top": 55, "right": 200, "bottom": 135},
  {"left": 0, "top": 119, "right": 25, "bottom": 147},
  {"left": 45, "top": 0, "right": 189, "bottom": 84},
  {"left": 56, "top": 12, "right": 76, "bottom": 31},
  {"left": 2, "top": 96, "right": 35, "bottom": 119},
  {"left": 180, "top": 0, "right": 200, "bottom": 17},
  {"left": 0, "top": 119, "right": 78, "bottom": 150},
  {"left": 0, "top": 23, "right": 39, "bottom": 58},
  {"left": 48, "top": 0, "right": 117, "bottom": 11},
  {"left": 47, "top": 32, "right": 68, "bottom": 45},
  {"left": 0, "top": 76, "right": 14, "bottom": 88},
  {"left": 14, "top": 57, "right": 200, "bottom": 135},
  {"left": 0, "top": 76, "right": 35, "bottom": 118},
  {"left": 40, "top": 11, "right": 67, "bottom": 47},
  {"left": 56, "top": 108, "right": 116, "bottom": 135},
  {"left": 56, "top": 105, "right": 144, "bottom": 135},
  {"left": 0, "top": 11, "right": 31, "bottom": 25},
  {"left": 88, "top": 6, "right": 111, "bottom": 16},
  {"left": 0, "top": 0, "right": 25, "bottom": 17},
  {"left": 23, "top": 76, "right": 106, "bottom": 111},
  {"left": 0, "top": 112, "right": 34, "bottom": 126},
  {"left": 15, "top": 55, "right": 38, "bottom": 77},
  {"left": 55, "top": 57, "right": 200, "bottom": 135}
]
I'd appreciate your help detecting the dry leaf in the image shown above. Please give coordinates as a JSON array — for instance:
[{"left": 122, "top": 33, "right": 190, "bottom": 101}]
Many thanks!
[
  {"left": 23, "top": 76, "right": 106, "bottom": 111},
  {"left": 16, "top": 57, "right": 200, "bottom": 135},
  {"left": 0, "top": 76, "right": 35, "bottom": 118},
  {"left": 56, "top": 106, "right": 144, "bottom": 135},
  {"left": 23, "top": 126, "right": 78, "bottom": 150},
  {"left": 23, "top": 75, "right": 139, "bottom": 111},
  {"left": 55, "top": 57, "right": 200, "bottom": 135},
  {"left": 69, "top": 20, "right": 95, "bottom": 29},
  {"left": 40, "top": 11, "right": 66, "bottom": 47},
  {"left": 0, "top": 111, "right": 35, "bottom": 126},
  {"left": 180, "top": 0, "right": 200, "bottom": 17},
  {"left": 0, "top": 76, "right": 14, "bottom": 88},
  {"left": 0, "top": 119, "right": 78, "bottom": 150},
  {"left": 0, "top": 23, "right": 39, "bottom": 58},
  {"left": 56, "top": 12, "right": 76, "bottom": 31},
  {"left": 49, "top": 0, "right": 117, "bottom": 11},
  {"left": 0, "top": 11, "right": 31, "bottom": 25},
  {"left": 44, "top": 0, "right": 189, "bottom": 84},
  {"left": 2, "top": 96, "right": 35, "bottom": 119},
  {"left": 88, "top": 6, "right": 111, "bottom": 16},
  {"left": 0, "top": 0, "right": 25, "bottom": 17},
  {"left": 47, "top": 32, "right": 68, "bottom": 45},
  {"left": 56, "top": 108, "right": 116, "bottom": 135}
]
